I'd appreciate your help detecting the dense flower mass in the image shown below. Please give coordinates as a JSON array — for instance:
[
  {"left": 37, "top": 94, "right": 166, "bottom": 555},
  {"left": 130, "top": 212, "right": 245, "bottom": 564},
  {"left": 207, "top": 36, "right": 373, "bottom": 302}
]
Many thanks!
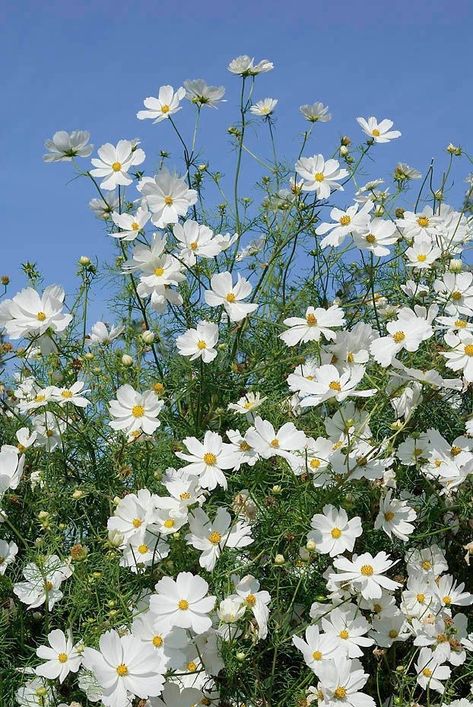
[{"left": 1, "top": 55, "right": 472, "bottom": 707}]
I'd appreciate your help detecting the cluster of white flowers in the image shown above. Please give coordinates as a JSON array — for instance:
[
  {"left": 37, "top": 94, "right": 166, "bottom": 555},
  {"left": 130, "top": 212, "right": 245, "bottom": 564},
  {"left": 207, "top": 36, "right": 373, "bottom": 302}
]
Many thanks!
[{"left": 1, "top": 53, "right": 473, "bottom": 707}]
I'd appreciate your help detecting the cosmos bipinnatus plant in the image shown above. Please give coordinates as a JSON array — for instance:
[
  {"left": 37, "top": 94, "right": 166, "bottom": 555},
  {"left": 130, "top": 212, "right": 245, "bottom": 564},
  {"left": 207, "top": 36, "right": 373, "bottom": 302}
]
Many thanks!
[{"left": 1, "top": 55, "right": 473, "bottom": 707}]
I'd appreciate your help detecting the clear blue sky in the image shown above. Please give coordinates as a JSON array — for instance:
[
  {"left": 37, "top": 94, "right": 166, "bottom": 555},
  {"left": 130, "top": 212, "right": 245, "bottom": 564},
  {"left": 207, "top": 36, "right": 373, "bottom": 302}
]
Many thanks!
[{"left": 1, "top": 0, "right": 472, "bottom": 320}]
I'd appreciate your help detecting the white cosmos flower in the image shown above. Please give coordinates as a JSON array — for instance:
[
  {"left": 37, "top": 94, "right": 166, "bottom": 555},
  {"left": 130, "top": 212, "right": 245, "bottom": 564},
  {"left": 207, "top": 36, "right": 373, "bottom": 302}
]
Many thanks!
[
  {"left": 148, "top": 683, "right": 204, "bottom": 707},
  {"left": 353, "top": 218, "right": 399, "bottom": 256},
  {"left": 150, "top": 572, "right": 216, "bottom": 634},
  {"left": 0, "top": 285, "right": 72, "bottom": 339},
  {"left": 82, "top": 629, "right": 165, "bottom": 707},
  {"left": 89, "top": 189, "right": 119, "bottom": 219},
  {"left": 280, "top": 304, "right": 345, "bottom": 346},
  {"left": 370, "top": 306, "right": 434, "bottom": 367},
  {"left": 441, "top": 332, "right": 473, "bottom": 382},
  {"left": 137, "top": 84, "right": 186, "bottom": 123},
  {"left": 245, "top": 416, "right": 307, "bottom": 461},
  {"left": 228, "top": 55, "right": 273, "bottom": 75},
  {"left": 173, "top": 220, "right": 223, "bottom": 265},
  {"left": 185, "top": 507, "right": 253, "bottom": 571},
  {"left": 330, "top": 552, "right": 400, "bottom": 600},
  {"left": 175, "top": 431, "right": 239, "bottom": 490},
  {"left": 88, "top": 321, "right": 124, "bottom": 344},
  {"left": 120, "top": 530, "right": 170, "bottom": 573},
  {"left": 316, "top": 201, "right": 373, "bottom": 249},
  {"left": 316, "top": 657, "right": 375, "bottom": 707},
  {"left": 321, "top": 604, "right": 374, "bottom": 658},
  {"left": 230, "top": 574, "right": 271, "bottom": 640},
  {"left": 205, "top": 271, "right": 258, "bottom": 322},
  {"left": 107, "top": 489, "right": 161, "bottom": 542},
  {"left": 176, "top": 321, "right": 219, "bottom": 362},
  {"left": 415, "top": 647, "right": 451, "bottom": 694},
  {"left": 227, "top": 391, "right": 267, "bottom": 418},
  {"left": 183, "top": 79, "right": 226, "bottom": 107},
  {"left": 250, "top": 98, "right": 278, "bottom": 116},
  {"left": 90, "top": 140, "right": 145, "bottom": 190},
  {"left": 13, "top": 554, "right": 72, "bottom": 610},
  {"left": 292, "top": 625, "right": 341, "bottom": 676},
  {"left": 111, "top": 206, "right": 150, "bottom": 241},
  {"left": 109, "top": 385, "right": 164, "bottom": 437},
  {"left": 299, "top": 102, "right": 331, "bottom": 123},
  {"left": 36, "top": 629, "right": 82, "bottom": 683},
  {"left": 50, "top": 381, "right": 90, "bottom": 408},
  {"left": 0, "top": 539, "right": 18, "bottom": 574},
  {"left": 374, "top": 490, "right": 417, "bottom": 541},
  {"left": 435, "top": 574, "right": 473, "bottom": 608},
  {"left": 295, "top": 154, "right": 349, "bottom": 200},
  {"left": 356, "top": 116, "right": 401, "bottom": 143},
  {"left": 139, "top": 170, "right": 198, "bottom": 228},
  {"left": 308, "top": 505, "right": 363, "bottom": 557},
  {"left": 297, "top": 364, "right": 375, "bottom": 408},
  {"left": 0, "top": 446, "right": 25, "bottom": 493},
  {"left": 43, "top": 130, "right": 93, "bottom": 162},
  {"left": 405, "top": 234, "right": 442, "bottom": 269}
]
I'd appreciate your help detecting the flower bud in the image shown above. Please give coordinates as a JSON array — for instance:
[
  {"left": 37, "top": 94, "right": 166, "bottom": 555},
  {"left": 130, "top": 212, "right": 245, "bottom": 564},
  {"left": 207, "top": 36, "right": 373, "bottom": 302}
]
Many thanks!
[
  {"left": 79, "top": 256, "right": 91, "bottom": 266},
  {"left": 121, "top": 354, "right": 133, "bottom": 366},
  {"left": 1, "top": 275, "right": 9, "bottom": 285},
  {"left": 236, "top": 651, "right": 246, "bottom": 662},
  {"left": 108, "top": 529, "right": 124, "bottom": 547},
  {"left": 447, "top": 143, "right": 461, "bottom": 156},
  {"left": 274, "top": 553, "right": 285, "bottom": 565},
  {"left": 449, "top": 259, "right": 462, "bottom": 273},
  {"left": 141, "top": 330, "right": 155, "bottom": 344},
  {"left": 306, "top": 539, "right": 317, "bottom": 552},
  {"left": 72, "top": 488, "right": 85, "bottom": 500}
]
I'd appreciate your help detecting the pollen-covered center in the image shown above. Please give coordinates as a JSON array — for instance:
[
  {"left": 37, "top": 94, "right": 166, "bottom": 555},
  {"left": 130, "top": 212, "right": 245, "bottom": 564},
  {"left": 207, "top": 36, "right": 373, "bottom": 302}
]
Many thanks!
[
  {"left": 203, "top": 452, "right": 217, "bottom": 465},
  {"left": 422, "top": 667, "right": 432, "bottom": 678},
  {"left": 164, "top": 195, "right": 174, "bottom": 205},
  {"left": 314, "top": 172, "right": 325, "bottom": 182},
  {"left": 180, "top": 492, "right": 191, "bottom": 500},
  {"left": 208, "top": 531, "right": 222, "bottom": 545},
  {"left": 246, "top": 594, "right": 256, "bottom": 606},
  {"left": 416, "top": 593, "right": 425, "bottom": 603},
  {"left": 306, "top": 313, "right": 318, "bottom": 326},
  {"left": 190, "top": 241, "right": 199, "bottom": 250},
  {"left": 154, "top": 267, "right": 165, "bottom": 276},
  {"left": 331, "top": 527, "right": 342, "bottom": 539},
  {"left": 371, "top": 129, "right": 380, "bottom": 137},
  {"left": 37, "top": 311, "right": 47, "bottom": 321},
  {"left": 451, "top": 290, "right": 462, "bottom": 301},
  {"left": 365, "top": 233, "right": 376, "bottom": 243},
  {"left": 152, "top": 634, "right": 163, "bottom": 647},
  {"left": 270, "top": 438, "right": 280, "bottom": 448},
  {"left": 197, "top": 339, "right": 207, "bottom": 350},
  {"left": 226, "top": 292, "right": 236, "bottom": 302},
  {"left": 417, "top": 216, "right": 429, "bottom": 227},
  {"left": 329, "top": 381, "right": 341, "bottom": 391},
  {"left": 339, "top": 629, "right": 349, "bottom": 639},
  {"left": 132, "top": 405, "right": 145, "bottom": 418},
  {"left": 417, "top": 254, "right": 427, "bottom": 262},
  {"left": 178, "top": 599, "right": 189, "bottom": 610},
  {"left": 384, "top": 511, "right": 395, "bottom": 521},
  {"left": 464, "top": 344, "right": 473, "bottom": 356},
  {"left": 137, "top": 544, "right": 149, "bottom": 554},
  {"left": 131, "top": 222, "right": 140, "bottom": 231},
  {"left": 116, "top": 663, "right": 128, "bottom": 676},
  {"left": 334, "top": 686, "right": 347, "bottom": 699},
  {"left": 392, "top": 331, "right": 406, "bottom": 343},
  {"left": 160, "top": 104, "right": 170, "bottom": 114},
  {"left": 312, "top": 650, "right": 322, "bottom": 660},
  {"left": 421, "top": 560, "right": 432, "bottom": 571},
  {"left": 310, "top": 458, "right": 321, "bottom": 469},
  {"left": 164, "top": 519, "right": 175, "bottom": 528},
  {"left": 339, "top": 215, "right": 351, "bottom": 226},
  {"left": 61, "top": 390, "right": 73, "bottom": 399},
  {"left": 111, "top": 162, "right": 122, "bottom": 172},
  {"left": 132, "top": 518, "right": 143, "bottom": 528},
  {"left": 360, "top": 564, "right": 374, "bottom": 576},
  {"left": 57, "top": 652, "right": 68, "bottom": 663}
]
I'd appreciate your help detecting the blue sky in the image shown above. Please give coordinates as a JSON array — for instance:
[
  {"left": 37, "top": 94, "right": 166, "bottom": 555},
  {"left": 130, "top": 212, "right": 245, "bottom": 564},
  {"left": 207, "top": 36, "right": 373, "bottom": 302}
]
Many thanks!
[{"left": 1, "top": 0, "right": 472, "bottom": 320}]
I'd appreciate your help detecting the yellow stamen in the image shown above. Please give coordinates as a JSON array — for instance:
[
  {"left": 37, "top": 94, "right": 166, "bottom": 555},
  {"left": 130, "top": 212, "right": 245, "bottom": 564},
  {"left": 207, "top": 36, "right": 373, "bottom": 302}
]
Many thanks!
[
  {"left": 203, "top": 452, "right": 217, "bottom": 465},
  {"left": 132, "top": 405, "right": 145, "bottom": 418}
]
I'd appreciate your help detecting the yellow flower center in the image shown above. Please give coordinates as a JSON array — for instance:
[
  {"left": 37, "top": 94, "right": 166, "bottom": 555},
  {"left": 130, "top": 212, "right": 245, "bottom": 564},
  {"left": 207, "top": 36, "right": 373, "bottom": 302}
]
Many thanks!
[
  {"left": 270, "top": 438, "right": 280, "bottom": 448},
  {"left": 132, "top": 405, "right": 145, "bottom": 418},
  {"left": 436, "top": 633, "right": 448, "bottom": 643},
  {"left": 331, "top": 527, "right": 342, "bottom": 539},
  {"left": 137, "top": 544, "right": 149, "bottom": 554},
  {"left": 35, "top": 394, "right": 46, "bottom": 402},
  {"left": 389, "top": 629, "right": 398, "bottom": 639},
  {"left": 371, "top": 129, "right": 380, "bottom": 137},
  {"left": 416, "top": 593, "right": 425, "bottom": 603},
  {"left": 373, "top": 604, "right": 382, "bottom": 613},
  {"left": 417, "top": 254, "right": 427, "bottom": 262},
  {"left": 154, "top": 382, "right": 165, "bottom": 394},
  {"left": 132, "top": 518, "right": 143, "bottom": 528},
  {"left": 314, "top": 172, "right": 325, "bottom": 182},
  {"left": 464, "top": 344, "right": 473, "bottom": 356},
  {"left": 339, "top": 215, "right": 351, "bottom": 226},
  {"left": 203, "top": 452, "right": 217, "bottom": 465},
  {"left": 37, "top": 311, "right": 47, "bottom": 321},
  {"left": 360, "top": 564, "right": 374, "bottom": 576},
  {"left": 161, "top": 104, "right": 170, "bottom": 114},
  {"left": 451, "top": 290, "right": 462, "bottom": 301},
  {"left": 131, "top": 222, "right": 140, "bottom": 231},
  {"left": 112, "top": 162, "right": 122, "bottom": 172},
  {"left": 164, "top": 195, "right": 174, "bottom": 205},
  {"left": 417, "top": 216, "right": 429, "bottom": 227},
  {"left": 190, "top": 241, "right": 199, "bottom": 250},
  {"left": 164, "top": 519, "right": 175, "bottom": 528},
  {"left": 152, "top": 634, "right": 163, "bottom": 647},
  {"left": 61, "top": 390, "right": 73, "bottom": 399},
  {"left": 329, "top": 381, "right": 341, "bottom": 391},
  {"left": 44, "top": 580, "right": 53, "bottom": 591},
  {"left": 384, "top": 511, "right": 395, "bottom": 521},
  {"left": 339, "top": 629, "right": 349, "bottom": 639},
  {"left": 312, "top": 650, "right": 322, "bottom": 660},
  {"left": 392, "top": 331, "right": 406, "bottom": 343},
  {"left": 240, "top": 441, "right": 251, "bottom": 451},
  {"left": 197, "top": 339, "right": 207, "bottom": 350},
  {"left": 154, "top": 267, "right": 165, "bottom": 276},
  {"left": 365, "top": 233, "right": 376, "bottom": 243},
  {"left": 178, "top": 599, "right": 189, "bottom": 610},
  {"left": 116, "top": 663, "right": 128, "bottom": 676},
  {"left": 422, "top": 667, "right": 432, "bottom": 678},
  {"left": 334, "top": 686, "right": 347, "bottom": 699},
  {"left": 310, "top": 458, "right": 321, "bottom": 469},
  {"left": 306, "top": 313, "right": 318, "bottom": 326},
  {"left": 226, "top": 292, "right": 236, "bottom": 302},
  {"left": 180, "top": 492, "right": 191, "bottom": 500},
  {"left": 187, "top": 661, "right": 197, "bottom": 672},
  {"left": 455, "top": 319, "right": 467, "bottom": 328},
  {"left": 57, "top": 652, "right": 68, "bottom": 663},
  {"left": 442, "top": 595, "right": 452, "bottom": 605},
  {"left": 208, "top": 531, "right": 222, "bottom": 545},
  {"left": 246, "top": 594, "right": 256, "bottom": 606},
  {"left": 421, "top": 560, "right": 432, "bottom": 571}
]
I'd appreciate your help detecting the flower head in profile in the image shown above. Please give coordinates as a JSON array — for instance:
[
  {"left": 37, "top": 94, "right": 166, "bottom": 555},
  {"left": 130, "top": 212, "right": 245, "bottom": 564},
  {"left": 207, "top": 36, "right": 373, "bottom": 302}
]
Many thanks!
[
  {"left": 228, "top": 55, "right": 273, "bottom": 76},
  {"left": 90, "top": 139, "right": 145, "bottom": 190},
  {"left": 356, "top": 116, "right": 401, "bottom": 143},
  {"left": 184, "top": 79, "right": 226, "bottom": 107},
  {"left": 250, "top": 98, "right": 278, "bottom": 117},
  {"left": 299, "top": 102, "right": 331, "bottom": 123},
  {"left": 43, "top": 130, "right": 93, "bottom": 162},
  {"left": 137, "top": 84, "right": 186, "bottom": 123}
]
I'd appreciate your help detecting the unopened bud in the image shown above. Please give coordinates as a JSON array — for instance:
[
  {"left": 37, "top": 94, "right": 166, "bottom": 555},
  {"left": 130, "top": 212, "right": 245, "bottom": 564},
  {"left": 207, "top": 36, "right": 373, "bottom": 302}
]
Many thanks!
[
  {"left": 141, "top": 330, "right": 155, "bottom": 344},
  {"left": 121, "top": 354, "right": 133, "bottom": 366},
  {"left": 274, "top": 553, "right": 285, "bottom": 565},
  {"left": 79, "top": 256, "right": 91, "bottom": 266}
]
